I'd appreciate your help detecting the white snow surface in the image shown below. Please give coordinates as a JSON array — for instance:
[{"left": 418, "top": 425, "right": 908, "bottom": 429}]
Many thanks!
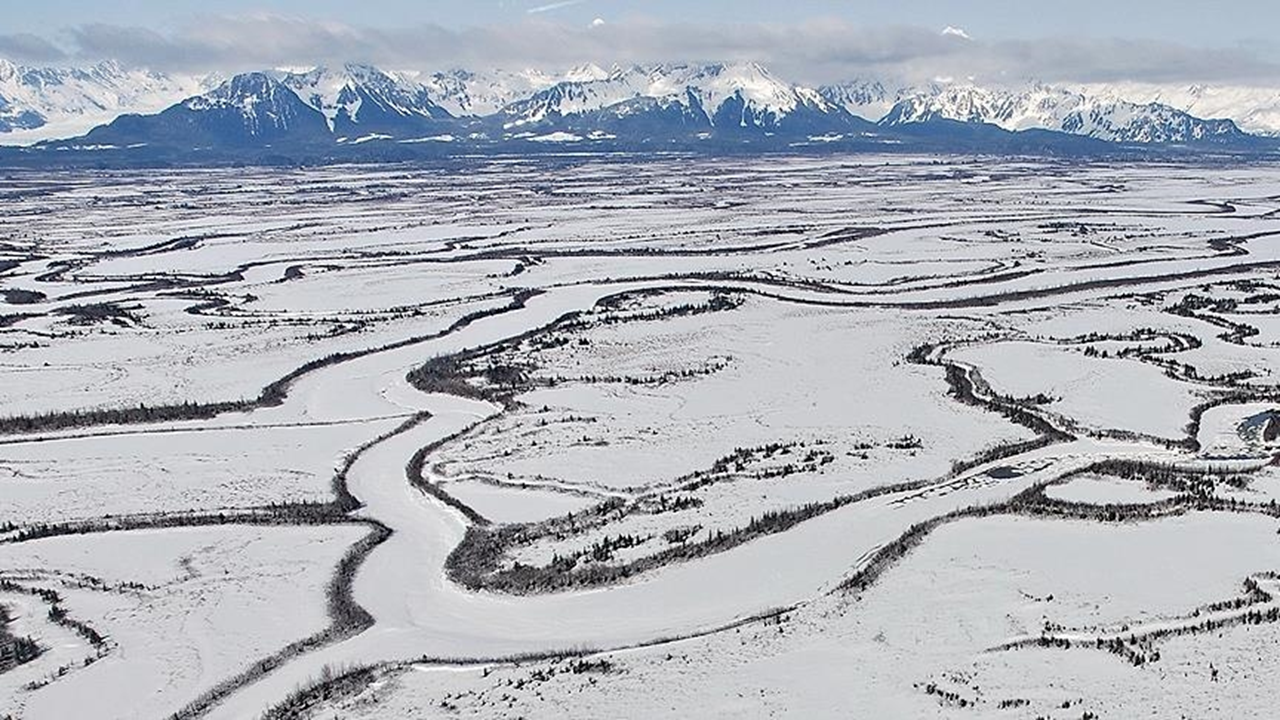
[{"left": 3, "top": 158, "right": 1280, "bottom": 719}]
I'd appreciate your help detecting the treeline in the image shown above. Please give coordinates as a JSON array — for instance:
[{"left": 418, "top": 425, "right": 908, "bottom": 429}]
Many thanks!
[
  {"left": 440, "top": 335, "right": 1115, "bottom": 597},
  {"left": 407, "top": 289, "right": 743, "bottom": 405},
  {"left": 1001, "top": 576, "right": 1280, "bottom": 668},
  {"left": 1169, "top": 293, "right": 1262, "bottom": 346},
  {"left": 441, "top": 435, "right": 862, "bottom": 593},
  {"left": 257, "top": 644, "right": 618, "bottom": 720},
  {"left": 1060, "top": 326, "right": 1240, "bottom": 388},
  {"left": 842, "top": 457, "right": 1267, "bottom": 597},
  {"left": 0, "top": 578, "right": 107, "bottom": 666},
  {"left": 449, "top": 496, "right": 853, "bottom": 594},
  {"left": 0, "top": 400, "right": 251, "bottom": 435},
  {"left": 907, "top": 341, "right": 1074, "bottom": 445},
  {"left": 0, "top": 289, "right": 539, "bottom": 436},
  {"left": 404, "top": 424, "right": 492, "bottom": 526},
  {"left": 8, "top": 503, "right": 346, "bottom": 544},
  {"left": 443, "top": 331, "right": 1274, "bottom": 597},
  {"left": 563, "top": 290, "right": 743, "bottom": 330},
  {"left": 331, "top": 412, "right": 431, "bottom": 513},
  {"left": 447, "top": 476, "right": 939, "bottom": 595},
  {"left": 545, "top": 356, "right": 731, "bottom": 389},
  {"left": 257, "top": 665, "right": 380, "bottom": 720},
  {"left": 169, "top": 520, "right": 392, "bottom": 720}
]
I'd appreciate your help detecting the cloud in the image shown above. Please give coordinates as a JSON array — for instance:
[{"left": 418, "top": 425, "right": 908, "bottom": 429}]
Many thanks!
[
  {"left": 527, "top": 0, "right": 587, "bottom": 14},
  {"left": 0, "top": 33, "right": 68, "bottom": 63},
  {"left": 941, "top": 26, "right": 971, "bottom": 40},
  {"left": 13, "top": 14, "right": 1280, "bottom": 87}
]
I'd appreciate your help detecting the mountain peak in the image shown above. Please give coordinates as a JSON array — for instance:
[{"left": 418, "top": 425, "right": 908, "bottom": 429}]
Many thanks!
[
  {"left": 193, "top": 72, "right": 287, "bottom": 109},
  {"left": 564, "top": 63, "right": 610, "bottom": 83}
]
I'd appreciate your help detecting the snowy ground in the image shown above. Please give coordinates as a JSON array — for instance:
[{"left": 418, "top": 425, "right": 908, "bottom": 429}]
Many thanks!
[{"left": 2, "top": 156, "right": 1280, "bottom": 719}]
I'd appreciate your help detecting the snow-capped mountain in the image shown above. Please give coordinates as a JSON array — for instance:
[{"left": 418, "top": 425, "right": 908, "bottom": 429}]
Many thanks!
[
  {"left": 1075, "top": 83, "right": 1280, "bottom": 138},
  {"left": 0, "top": 59, "right": 209, "bottom": 144},
  {"left": 84, "top": 72, "right": 331, "bottom": 148},
  {"left": 422, "top": 66, "right": 599, "bottom": 117},
  {"left": 498, "top": 62, "right": 855, "bottom": 134},
  {"left": 870, "top": 83, "right": 1247, "bottom": 144},
  {"left": 817, "top": 80, "right": 898, "bottom": 121},
  {"left": 276, "top": 64, "right": 452, "bottom": 136},
  {"left": 7, "top": 58, "right": 1280, "bottom": 162}
]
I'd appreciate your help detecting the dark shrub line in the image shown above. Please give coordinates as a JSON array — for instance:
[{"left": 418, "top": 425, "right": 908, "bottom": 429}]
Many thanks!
[
  {"left": 405, "top": 289, "right": 743, "bottom": 408},
  {"left": 440, "top": 334, "right": 1076, "bottom": 596},
  {"left": 168, "top": 520, "right": 392, "bottom": 720},
  {"left": 257, "top": 603, "right": 802, "bottom": 720},
  {"left": 841, "top": 458, "right": 1271, "bottom": 605},
  {"left": 168, "top": 407, "right": 437, "bottom": 719},
  {"left": 0, "top": 577, "right": 109, "bottom": 687},
  {"left": 993, "top": 572, "right": 1280, "bottom": 668},
  {"left": 0, "top": 289, "right": 540, "bottom": 436},
  {"left": 405, "top": 421, "right": 494, "bottom": 527},
  {"left": 6, "top": 504, "right": 349, "bottom": 544}
]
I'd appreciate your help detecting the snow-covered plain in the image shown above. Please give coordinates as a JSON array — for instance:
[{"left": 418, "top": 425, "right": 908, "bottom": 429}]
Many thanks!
[{"left": 3, "top": 156, "right": 1280, "bottom": 719}]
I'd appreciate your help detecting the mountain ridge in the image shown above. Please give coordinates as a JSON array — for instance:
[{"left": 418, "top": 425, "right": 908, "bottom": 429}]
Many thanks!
[{"left": 1, "top": 58, "right": 1277, "bottom": 164}]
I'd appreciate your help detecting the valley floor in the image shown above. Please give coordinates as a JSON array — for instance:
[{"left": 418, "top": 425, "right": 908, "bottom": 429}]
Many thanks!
[{"left": 1, "top": 155, "right": 1279, "bottom": 718}]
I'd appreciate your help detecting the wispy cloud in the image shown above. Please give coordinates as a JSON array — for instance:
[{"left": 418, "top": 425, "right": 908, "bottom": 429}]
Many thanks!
[
  {"left": 11, "top": 14, "right": 1279, "bottom": 86},
  {"left": 0, "top": 32, "right": 68, "bottom": 63},
  {"left": 526, "top": 0, "right": 587, "bottom": 15}
]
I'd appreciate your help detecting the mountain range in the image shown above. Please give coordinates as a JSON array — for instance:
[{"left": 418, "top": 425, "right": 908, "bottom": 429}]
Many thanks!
[{"left": 3, "top": 58, "right": 1279, "bottom": 164}]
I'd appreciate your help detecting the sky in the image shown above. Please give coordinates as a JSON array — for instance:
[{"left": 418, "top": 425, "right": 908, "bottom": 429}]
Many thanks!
[{"left": 3, "top": 0, "right": 1279, "bottom": 85}]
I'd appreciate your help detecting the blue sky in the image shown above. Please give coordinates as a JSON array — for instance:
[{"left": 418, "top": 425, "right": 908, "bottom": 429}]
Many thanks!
[{"left": 3, "top": 1, "right": 1277, "bottom": 83}]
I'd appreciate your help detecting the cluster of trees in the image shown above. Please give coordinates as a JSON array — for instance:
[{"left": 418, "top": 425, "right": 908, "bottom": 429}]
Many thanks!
[
  {"left": 53, "top": 302, "right": 141, "bottom": 326},
  {"left": 661, "top": 525, "right": 702, "bottom": 545},
  {"left": 0, "top": 579, "right": 106, "bottom": 671},
  {"left": 585, "top": 533, "right": 650, "bottom": 563},
  {"left": 953, "top": 441, "right": 1043, "bottom": 477},
  {"left": 886, "top": 435, "right": 924, "bottom": 450},
  {"left": 638, "top": 495, "right": 703, "bottom": 515},
  {"left": 566, "top": 658, "right": 614, "bottom": 674},
  {"left": 405, "top": 354, "right": 492, "bottom": 401},
  {"left": 1168, "top": 293, "right": 1261, "bottom": 346},
  {"left": 547, "top": 356, "right": 731, "bottom": 389},
  {"left": 46, "top": 603, "right": 104, "bottom": 648},
  {"left": 405, "top": 428, "right": 493, "bottom": 526},
  {"left": 0, "top": 605, "right": 40, "bottom": 674},
  {"left": 2, "top": 289, "right": 45, "bottom": 305},
  {"left": 256, "top": 666, "right": 380, "bottom": 720},
  {"left": 1077, "top": 458, "right": 1239, "bottom": 495},
  {"left": 920, "top": 681, "right": 972, "bottom": 708},
  {"left": 1037, "top": 221, "right": 1107, "bottom": 237},
  {"left": 581, "top": 289, "right": 742, "bottom": 329},
  {"left": 678, "top": 440, "right": 839, "bottom": 491},
  {"left": 1195, "top": 575, "right": 1272, "bottom": 616}
]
